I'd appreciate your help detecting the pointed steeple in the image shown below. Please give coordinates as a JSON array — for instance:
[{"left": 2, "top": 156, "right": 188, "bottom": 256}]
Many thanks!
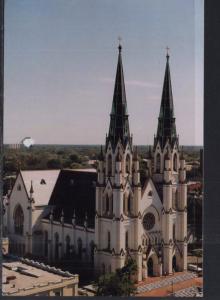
[
  {"left": 30, "top": 180, "right": 34, "bottom": 195},
  {"left": 98, "top": 145, "right": 104, "bottom": 161},
  {"left": 107, "top": 43, "right": 131, "bottom": 150},
  {"left": 155, "top": 51, "right": 178, "bottom": 149}
]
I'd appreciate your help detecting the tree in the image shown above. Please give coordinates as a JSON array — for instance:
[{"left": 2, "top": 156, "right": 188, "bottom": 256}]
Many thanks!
[
  {"left": 69, "top": 153, "right": 81, "bottom": 163},
  {"left": 47, "top": 158, "right": 62, "bottom": 169},
  {"left": 96, "top": 259, "right": 137, "bottom": 296}
]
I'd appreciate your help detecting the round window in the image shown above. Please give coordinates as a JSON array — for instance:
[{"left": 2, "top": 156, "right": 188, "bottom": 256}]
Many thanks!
[{"left": 143, "top": 213, "right": 155, "bottom": 231}]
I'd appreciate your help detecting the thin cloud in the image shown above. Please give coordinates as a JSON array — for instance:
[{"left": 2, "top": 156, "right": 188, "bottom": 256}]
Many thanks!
[{"left": 100, "top": 77, "right": 160, "bottom": 88}]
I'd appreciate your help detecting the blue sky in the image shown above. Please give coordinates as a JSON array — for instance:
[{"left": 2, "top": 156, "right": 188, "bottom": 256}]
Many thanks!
[{"left": 4, "top": 0, "right": 204, "bottom": 145}]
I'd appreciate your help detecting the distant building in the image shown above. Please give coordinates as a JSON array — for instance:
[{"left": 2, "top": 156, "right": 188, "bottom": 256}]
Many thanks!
[
  {"left": 7, "top": 143, "right": 21, "bottom": 150},
  {"left": 2, "top": 256, "right": 78, "bottom": 296}
]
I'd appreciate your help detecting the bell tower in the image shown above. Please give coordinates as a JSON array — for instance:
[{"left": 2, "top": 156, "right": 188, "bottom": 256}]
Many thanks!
[
  {"left": 94, "top": 43, "right": 142, "bottom": 280},
  {"left": 153, "top": 51, "right": 187, "bottom": 274}
]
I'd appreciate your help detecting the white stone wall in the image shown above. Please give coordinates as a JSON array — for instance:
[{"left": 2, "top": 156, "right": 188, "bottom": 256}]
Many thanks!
[
  {"left": 6, "top": 174, "right": 30, "bottom": 255},
  {"left": 41, "top": 220, "right": 95, "bottom": 262}
]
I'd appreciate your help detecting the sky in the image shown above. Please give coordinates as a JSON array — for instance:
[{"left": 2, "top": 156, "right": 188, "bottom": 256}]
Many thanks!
[{"left": 4, "top": 0, "right": 204, "bottom": 145}]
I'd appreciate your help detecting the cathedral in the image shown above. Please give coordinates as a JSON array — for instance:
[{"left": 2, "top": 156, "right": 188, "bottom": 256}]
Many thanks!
[{"left": 3, "top": 44, "right": 187, "bottom": 282}]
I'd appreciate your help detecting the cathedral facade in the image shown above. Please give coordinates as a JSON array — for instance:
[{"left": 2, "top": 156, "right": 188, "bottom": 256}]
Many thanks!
[
  {"left": 94, "top": 44, "right": 187, "bottom": 280},
  {"left": 3, "top": 45, "right": 187, "bottom": 282}
]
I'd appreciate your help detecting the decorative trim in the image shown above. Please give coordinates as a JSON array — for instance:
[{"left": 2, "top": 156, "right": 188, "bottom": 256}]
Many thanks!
[
  {"left": 120, "top": 214, "right": 124, "bottom": 222},
  {"left": 138, "top": 211, "right": 142, "bottom": 219},
  {"left": 120, "top": 248, "right": 125, "bottom": 256}
]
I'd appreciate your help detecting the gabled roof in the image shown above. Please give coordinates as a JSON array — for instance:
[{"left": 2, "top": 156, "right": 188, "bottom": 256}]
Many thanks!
[
  {"left": 154, "top": 53, "right": 178, "bottom": 150},
  {"left": 47, "top": 169, "right": 97, "bottom": 228},
  {"left": 106, "top": 44, "right": 131, "bottom": 151},
  {"left": 20, "top": 170, "right": 60, "bottom": 206}
]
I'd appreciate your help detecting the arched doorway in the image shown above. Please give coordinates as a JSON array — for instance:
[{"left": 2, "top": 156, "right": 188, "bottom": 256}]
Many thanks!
[
  {"left": 147, "top": 257, "right": 154, "bottom": 276},
  {"left": 172, "top": 255, "right": 177, "bottom": 272},
  {"left": 54, "top": 232, "right": 59, "bottom": 260}
]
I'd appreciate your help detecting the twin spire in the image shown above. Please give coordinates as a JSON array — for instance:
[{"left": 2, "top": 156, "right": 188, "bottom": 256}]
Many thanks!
[
  {"left": 155, "top": 51, "right": 178, "bottom": 149},
  {"left": 105, "top": 43, "right": 177, "bottom": 152},
  {"left": 106, "top": 43, "right": 131, "bottom": 150}
]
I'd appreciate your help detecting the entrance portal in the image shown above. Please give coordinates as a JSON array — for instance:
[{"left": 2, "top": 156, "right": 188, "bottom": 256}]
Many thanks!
[{"left": 147, "top": 257, "right": 154, "bottom": 276}]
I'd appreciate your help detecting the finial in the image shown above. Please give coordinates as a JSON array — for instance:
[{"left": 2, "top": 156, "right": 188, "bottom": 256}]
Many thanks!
[
  {"left": 134, "top": 146, "right": 139, "bottom": 161},
  {"left": 30, "top": 180, "right": 34, "bottom": 194},
  {"left": 166, "top": 46, "right": 170, "bottom": 60},
  {"left": 148, "top": 146, "right": 152, "bottom": 159},
  {"left": 99, "top": 145, "right": 104, "bottom": 161},
  {"left": 50, "top": 208, "right": 54, "bottom": 221},
  {"left": 180, "top": 146, "right": 185, "bottom": 160},
  {"left": 118, "top": 36, "right": 122, "bottom": 52}
]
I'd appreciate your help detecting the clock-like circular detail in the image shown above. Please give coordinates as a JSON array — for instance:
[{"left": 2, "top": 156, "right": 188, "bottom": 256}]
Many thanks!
[{"left": 143, "top": 213, "right": 155, "bottom": 231}]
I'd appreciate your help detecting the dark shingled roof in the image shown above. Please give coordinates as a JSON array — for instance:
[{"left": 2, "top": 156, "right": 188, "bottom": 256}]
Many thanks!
[{"left": 47, "top": 169, "right": 97, "bottom": 228}]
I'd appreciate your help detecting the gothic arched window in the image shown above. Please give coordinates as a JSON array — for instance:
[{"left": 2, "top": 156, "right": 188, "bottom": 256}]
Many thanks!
[
  {"left": 125, "top": 231, "right": 129, "bottom": 249},
  {"left": 65, "top": 235, "right": 71, "bottom": 258},
  {"left": 173, "top": 153, "right": 178, "bottom": 172},
  {"left": 54, "top": 232, "right": 59, "bottom": 260},
  {"left": 172, "top": 189, "right": 178, "bottom": 210},
  {"left": 127, "top": 194, "right": 132, "bottom": 214},
  {"left": 44, "top": 231, "right": 48, "bottom": 257},
  {"left": 156, "top": 153, "right": 161, "bottom": 173},
  {"left": 77, "top": 238, "right": 82, "bottom": 259},
  {"left": 126, "top": 154, "right": 130, "bottom": 173},
  {"left": 107, "top": 154, "right": 112, "bottom": 176},
  {"left": 173, "top": 223, "right": 176, "bottom": 241},
  {"left": 90, "top": 241, "right": 95, "bottom": 263},
  {"left": 110, "top": 195, "right": 113, "bottom": 215},
  {"left": 123, "top": 194, "right": 126, "bottom": 214},
  {"left": 107, "top": 231, "right": 111, "bottom": 250},
  {"left": 14, "top": 205, "right": 24, "bottom": 235},
  {"left": 106, "top": 195, "right": 110, "bottom": 213}
]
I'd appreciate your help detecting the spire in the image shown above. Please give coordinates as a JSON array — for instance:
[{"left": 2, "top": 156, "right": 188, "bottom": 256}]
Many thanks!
[
  {"left": 155, "top": 50, "right": 178, "bottom": 149},
  {"left": 107, "top": 42, "right": 131, "bottom": 150},
  {"left": 133, "top": 146, "right": 139, "bottom": 161},
  {"left": 180, "top": 146, "right": 185, "bottom": 160},
  {"left": 98, "top": 145, "right": 104, "bottom": 161},
  {"left": 148, "top": 146, "right": 152, "bottom": 159},
  {"left": 30, "top": 180, "right": 34, "bottom": 195}
]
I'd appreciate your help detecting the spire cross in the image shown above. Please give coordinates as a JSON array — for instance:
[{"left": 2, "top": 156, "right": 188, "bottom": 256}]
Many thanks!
[
  {"left": 118, "top": 36, "right": 122, "bottom": 52},
  {"left": 166, "top": 46, "right": 170, "bottom": 58}
]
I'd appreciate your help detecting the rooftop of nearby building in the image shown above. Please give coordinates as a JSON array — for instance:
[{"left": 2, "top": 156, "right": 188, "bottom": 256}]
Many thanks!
[{"left": 2, "top": 255, "right": 78, "bottom": 296}]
